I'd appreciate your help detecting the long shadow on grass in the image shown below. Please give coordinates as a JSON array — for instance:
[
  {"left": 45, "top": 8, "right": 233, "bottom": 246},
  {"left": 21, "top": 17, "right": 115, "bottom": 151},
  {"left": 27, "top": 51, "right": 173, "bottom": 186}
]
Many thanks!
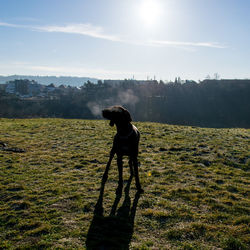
[{"left": 86, "top": 169, "right": 141, "bottom": 249}]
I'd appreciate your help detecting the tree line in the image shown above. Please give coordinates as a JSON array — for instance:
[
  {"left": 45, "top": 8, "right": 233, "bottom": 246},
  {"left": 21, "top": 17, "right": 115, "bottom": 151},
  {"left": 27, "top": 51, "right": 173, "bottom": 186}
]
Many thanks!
[{"left": 0, "top": 79, "right": 250, "bottom": 128}]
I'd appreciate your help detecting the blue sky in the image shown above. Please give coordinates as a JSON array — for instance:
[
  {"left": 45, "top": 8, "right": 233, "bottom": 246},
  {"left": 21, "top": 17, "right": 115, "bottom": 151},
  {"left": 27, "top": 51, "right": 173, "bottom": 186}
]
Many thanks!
[{"left": 0, "top": 0, "right": 249, "bottom": 81}]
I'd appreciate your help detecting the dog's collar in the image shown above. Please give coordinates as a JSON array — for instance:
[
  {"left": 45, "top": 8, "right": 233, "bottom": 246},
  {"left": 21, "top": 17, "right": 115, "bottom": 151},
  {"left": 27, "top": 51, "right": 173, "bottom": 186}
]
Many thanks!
[{"left": 117, "top": 125, "right": 135, "bottom": 139}]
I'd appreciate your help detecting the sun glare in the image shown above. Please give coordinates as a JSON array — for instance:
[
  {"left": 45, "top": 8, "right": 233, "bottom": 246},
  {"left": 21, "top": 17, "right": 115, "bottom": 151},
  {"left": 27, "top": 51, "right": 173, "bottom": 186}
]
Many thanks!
[{"left": 138, "top": 0, "right": 163, "bottom": 27}]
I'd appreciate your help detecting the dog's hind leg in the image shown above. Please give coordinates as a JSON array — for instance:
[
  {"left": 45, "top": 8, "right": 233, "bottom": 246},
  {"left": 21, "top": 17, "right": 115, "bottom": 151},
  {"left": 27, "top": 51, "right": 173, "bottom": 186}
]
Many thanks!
[
  {"left": 117, "top": 155, "right": 123, "bottom": 193},
  {"left": 132, "top": 157, "right": 144, "bottom": 193}
]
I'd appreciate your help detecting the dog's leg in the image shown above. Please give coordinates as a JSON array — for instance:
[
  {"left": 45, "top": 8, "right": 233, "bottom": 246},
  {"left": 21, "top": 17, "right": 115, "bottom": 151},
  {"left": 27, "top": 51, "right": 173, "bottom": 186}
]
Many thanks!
[
  {"left": 117, "top": 155, "right": 123, "bottom": 193},
  {"left": 102, "top": 148, "right": 115, "bottom": 184},
  {"left": 107, "top": 150, "right": 115, "bottom": 170},
  {"left": 132, "top": 157, "right": 144, "bottom": 193},
  {"left": 129, "top": 158, "right": 134, "bottom": 177}
]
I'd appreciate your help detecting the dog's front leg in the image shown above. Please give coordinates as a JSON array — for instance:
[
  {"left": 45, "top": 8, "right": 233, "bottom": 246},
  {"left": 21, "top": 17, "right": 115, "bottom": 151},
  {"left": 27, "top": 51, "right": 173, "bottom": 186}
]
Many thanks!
[
  {"left": 102, "top": 148, "right": 115, "bottom": 184},
  {"left": 129, "top": 159, "right": 134, "bottom": 176},
  {"left": 107, "top": 148, "right": 115, "bottom": 167}
]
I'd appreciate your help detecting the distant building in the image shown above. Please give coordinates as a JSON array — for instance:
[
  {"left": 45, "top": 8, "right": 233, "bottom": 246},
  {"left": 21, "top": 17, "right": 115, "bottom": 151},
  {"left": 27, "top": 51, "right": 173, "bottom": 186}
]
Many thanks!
[
  {"left": 103, "top": 80, "right": 123, "bottom": 86},
  {"left": 5, "top": 82, "right": 15, "bottom": 94},
  {"left": 5, "top": 79, "right": 45, "bottom": 97},
  {"left": 29, "top": 83, "right": 44, "bottom": 95},
  {"left": 137, "top": 80, "right": 158, "bottom": 85},
  {"left": 103, "top": 79, "right": 158, "bottom": 86}
]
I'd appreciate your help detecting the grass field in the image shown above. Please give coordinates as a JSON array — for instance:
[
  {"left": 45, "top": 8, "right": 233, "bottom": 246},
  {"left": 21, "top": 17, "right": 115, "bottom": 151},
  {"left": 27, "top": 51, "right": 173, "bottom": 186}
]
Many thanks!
[{"left": 0, "top": 118, "right": 249, "bottom": 249}]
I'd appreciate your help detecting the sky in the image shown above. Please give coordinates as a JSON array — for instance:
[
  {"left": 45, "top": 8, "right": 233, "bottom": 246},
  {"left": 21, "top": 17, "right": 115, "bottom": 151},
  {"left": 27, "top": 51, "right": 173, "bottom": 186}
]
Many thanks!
[{"left": 0, "top": 0, "right": 249, "bottom": 81}]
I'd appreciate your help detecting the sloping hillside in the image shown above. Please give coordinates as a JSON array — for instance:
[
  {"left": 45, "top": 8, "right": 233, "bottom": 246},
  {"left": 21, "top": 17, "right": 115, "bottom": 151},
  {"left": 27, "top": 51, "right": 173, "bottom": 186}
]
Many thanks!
[{"left": 0, "top": 119, "right": 249, "bottom": 249}]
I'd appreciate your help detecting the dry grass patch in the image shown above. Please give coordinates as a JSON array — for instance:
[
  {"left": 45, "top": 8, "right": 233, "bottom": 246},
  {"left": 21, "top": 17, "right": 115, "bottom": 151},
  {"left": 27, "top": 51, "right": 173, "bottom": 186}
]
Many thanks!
[{"left": 0, "top": 118, "right": 249, "bottom": 249}]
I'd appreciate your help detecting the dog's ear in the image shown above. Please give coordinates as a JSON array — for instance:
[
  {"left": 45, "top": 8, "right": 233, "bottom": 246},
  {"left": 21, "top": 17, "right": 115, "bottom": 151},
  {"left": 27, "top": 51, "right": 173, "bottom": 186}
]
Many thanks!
[{"left": 122, "top": 108, "right": 132, "bottom": 123}]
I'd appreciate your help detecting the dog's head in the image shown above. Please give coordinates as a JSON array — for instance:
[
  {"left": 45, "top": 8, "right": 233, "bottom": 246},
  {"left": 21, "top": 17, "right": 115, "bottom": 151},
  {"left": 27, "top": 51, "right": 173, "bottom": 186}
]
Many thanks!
[{"left": 102, "top": 106, "right": 132, "bottom": 126}]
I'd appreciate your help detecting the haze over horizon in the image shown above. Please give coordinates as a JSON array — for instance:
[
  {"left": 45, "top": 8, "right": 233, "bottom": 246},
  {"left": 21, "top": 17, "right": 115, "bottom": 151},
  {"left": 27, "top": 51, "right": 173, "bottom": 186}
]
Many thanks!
[{"left": 0, "top": 0, "right": 249, "bottom": 81}]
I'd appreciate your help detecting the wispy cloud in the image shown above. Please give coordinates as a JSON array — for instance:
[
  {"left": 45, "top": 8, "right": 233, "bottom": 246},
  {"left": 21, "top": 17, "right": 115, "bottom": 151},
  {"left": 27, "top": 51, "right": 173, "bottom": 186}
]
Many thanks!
[
  {"left": 0, "top": 21, "right": 121, "bottom": 42},
  {"left": 149, "top": 40, "right": 227, "bottom": 49},
  {"left": 37, "top": 23, "right": 121, "bottom": 42},
  {"left": 0, "top": 22, "right": 25, "bottom": 28},
  {"left": 0, "top": 21, "right": 226, "bottom": 49}
]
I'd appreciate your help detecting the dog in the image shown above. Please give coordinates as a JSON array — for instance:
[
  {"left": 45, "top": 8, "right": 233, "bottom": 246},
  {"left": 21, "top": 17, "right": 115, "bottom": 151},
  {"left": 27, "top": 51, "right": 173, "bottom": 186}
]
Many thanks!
[{"left": 102, "top": 106, "right": 143, "bottom": 193}]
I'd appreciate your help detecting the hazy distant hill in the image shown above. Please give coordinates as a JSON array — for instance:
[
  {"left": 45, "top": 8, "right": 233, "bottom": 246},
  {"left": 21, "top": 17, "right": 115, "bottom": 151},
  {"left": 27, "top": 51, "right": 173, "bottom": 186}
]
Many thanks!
[{"left": 0, "top": 75, "right": 98, "bottom": 87}]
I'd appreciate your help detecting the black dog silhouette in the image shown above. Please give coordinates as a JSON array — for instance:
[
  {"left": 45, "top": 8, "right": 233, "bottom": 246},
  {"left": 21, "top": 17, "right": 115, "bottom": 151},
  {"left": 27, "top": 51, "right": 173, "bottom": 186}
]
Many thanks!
[{"left": 102, "top": 106, "right": 143, "bottom": 193}]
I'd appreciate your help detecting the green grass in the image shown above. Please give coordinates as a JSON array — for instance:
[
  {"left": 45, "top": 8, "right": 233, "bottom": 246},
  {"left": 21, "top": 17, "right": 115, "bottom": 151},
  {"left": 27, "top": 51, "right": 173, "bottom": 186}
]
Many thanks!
[{"left": 0, "top": 118, "right": 249, "bottom": 249}]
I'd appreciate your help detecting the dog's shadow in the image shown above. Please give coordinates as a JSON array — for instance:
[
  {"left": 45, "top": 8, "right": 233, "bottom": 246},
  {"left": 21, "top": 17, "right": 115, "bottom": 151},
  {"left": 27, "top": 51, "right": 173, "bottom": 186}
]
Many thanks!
[{"left": 86, "top": 172, "right": 141, "bottom": 250}]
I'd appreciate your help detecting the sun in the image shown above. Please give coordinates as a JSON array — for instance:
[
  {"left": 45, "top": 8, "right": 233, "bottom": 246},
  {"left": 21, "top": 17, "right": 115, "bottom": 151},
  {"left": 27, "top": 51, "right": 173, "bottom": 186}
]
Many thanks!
[{"left": 138, "top": 0, "right": 163, "bottom": 27}]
